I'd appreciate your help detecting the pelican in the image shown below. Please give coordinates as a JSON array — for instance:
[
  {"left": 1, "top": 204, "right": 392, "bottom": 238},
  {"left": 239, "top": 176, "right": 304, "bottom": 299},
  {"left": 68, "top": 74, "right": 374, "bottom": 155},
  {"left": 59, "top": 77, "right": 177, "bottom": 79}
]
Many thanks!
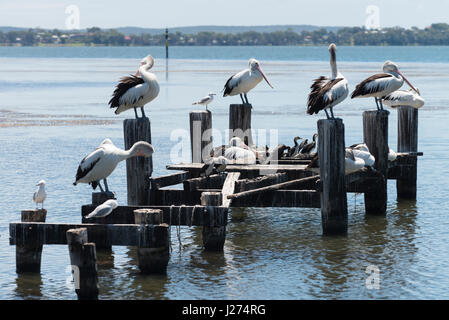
[
  {"left": 109, "top": 55, "right": 160, "bottom": 119},
  {"left": 33, "top": 180, "right": 47, "bottom": 209},
  {"left": 224, "top": 137, "right": 257, "bottom": 164},
  {"left": 204, "top": 156, "right": 228, "bottom": 176},
  {"left": 307, "top": 43, "right": 349, "bottom": 119},
  {"left": 223, "top": 58, "right": 273, "bottom": 105},
  {"left": 73, "top": 138, "right": 154, "bottom": 193},
  {"left": 383, "top": 88, "right": 424, "bottom": 109},
  {"left": 85, "top": 199, "right": 118, "bottom": 219},
  {"left": 345, "top": 149, "right": 366, "bottom": 174},
  {"left": 351, "top": 61, "right": 418, "bottom": 110},
  {"left": 388, "top": 147, "right": 397, "bottom": 162},
  {"left": 192, "top": 92, "right": 216, "bottom": 110},
  {"left": 347, "top": 143, "right": 375, "bottom": 167},
  {"left": 300, "top": 133, "right": 318, "bottom": 154}
]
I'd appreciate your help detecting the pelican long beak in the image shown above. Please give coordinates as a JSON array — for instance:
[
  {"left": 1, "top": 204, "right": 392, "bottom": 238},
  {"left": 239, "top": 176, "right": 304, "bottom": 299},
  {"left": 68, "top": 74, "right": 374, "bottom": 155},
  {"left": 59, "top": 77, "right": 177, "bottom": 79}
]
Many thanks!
[
  {"left": 134, "top": 69, "right": 140, "bottom": 77},
  {"left": 256, "top": 65, "right": 274, "bottom": 89},
  {"left": 397, "top": 70, "right": 418, "bottom": 94}
]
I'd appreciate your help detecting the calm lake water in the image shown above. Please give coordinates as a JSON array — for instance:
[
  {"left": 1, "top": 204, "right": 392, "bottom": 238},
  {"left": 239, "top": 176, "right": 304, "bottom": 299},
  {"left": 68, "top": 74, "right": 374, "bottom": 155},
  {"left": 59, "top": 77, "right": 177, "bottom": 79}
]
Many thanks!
[{"left": 1, "top": 46, "right": 449, "bottom": 300}]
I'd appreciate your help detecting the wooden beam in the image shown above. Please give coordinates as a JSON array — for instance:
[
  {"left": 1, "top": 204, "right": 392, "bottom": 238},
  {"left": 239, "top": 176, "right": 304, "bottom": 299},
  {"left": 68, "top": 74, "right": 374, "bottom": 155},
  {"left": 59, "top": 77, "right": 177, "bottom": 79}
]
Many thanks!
[
  {"left": 81, "top": 205, "right": 228, "bottom": 227},
  {"left": 235, "top": 173, "right": 288, "bottom": 192},
  {"left": 221, "top": 172, "right": 240, "bottom": 207},
  {"left": 10, "top": 222, "right": 169, "bottom": 247},
  {"left": 227, "top": 175, "right": 319, "bottom": 200},
  {"left": 183, "top": 174, "right": 226, "bottom": 192},
  {"left": 231, "top": 190, "right": 320, "bottom": 208},
  {"left": 150, "top": 171, "right": 190, "bottom": 190}
]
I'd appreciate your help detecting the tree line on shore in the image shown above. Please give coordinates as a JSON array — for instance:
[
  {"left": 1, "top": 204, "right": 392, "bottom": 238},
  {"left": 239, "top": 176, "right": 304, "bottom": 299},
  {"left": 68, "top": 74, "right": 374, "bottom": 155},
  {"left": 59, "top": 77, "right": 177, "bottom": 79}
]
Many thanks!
[{"left": 1, "top": 23, "right": 449, "bottom": 46}]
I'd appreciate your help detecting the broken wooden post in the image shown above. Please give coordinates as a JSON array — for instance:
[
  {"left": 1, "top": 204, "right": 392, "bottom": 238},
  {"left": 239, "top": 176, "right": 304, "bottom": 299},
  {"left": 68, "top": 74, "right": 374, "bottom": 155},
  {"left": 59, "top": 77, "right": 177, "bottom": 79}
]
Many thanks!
[
  {"left": 318, "top": 119, "right": 347, "bottom": 235},
  {"left": 16, "top": 209, "right": 47, "bottom": 273},
  {"left": 66, "top": 228, "right": 98, "bottom": 300},
  {"left": 229, "top": 104, "right": 254, "bottom": 146},
  {"left": 201, "top": 192, "right": 226, "bottom": 251},
  {"left": 133, "top": 209, "right": 170, "bottom": 274},
  {"left": 397, "top": 106, "right": 418, "bottom": 199},
  {"left": 124, "top": 118, "right": 153, "bottom": 205},
  {"left": 363, "top": 110, "right": 389, "bottom": 215},
  {"left": 189, "top": 110, "right": 212, "bottom": 163}
]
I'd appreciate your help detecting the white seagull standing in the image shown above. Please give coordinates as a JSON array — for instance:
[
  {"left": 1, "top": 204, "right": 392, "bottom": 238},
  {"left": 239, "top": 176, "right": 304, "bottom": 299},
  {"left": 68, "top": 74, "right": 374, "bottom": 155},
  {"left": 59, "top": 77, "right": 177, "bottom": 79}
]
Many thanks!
[
  {"left": 85, "top": 199, "right": 119, "bottom": 219},
  {"left": 33, "top": 180, "right": 47, "bottom": 209},
  {"left": 192, "top": 92, "right": 216, "bottom": 110},
  {"left": 109, "top": 55, "right": 160, "bottom": 119},
  {"left": 307, "top": 43, "right": 349, "bottom": 119},
  {"left": 223, "top": 58, "right": 273, "bottom": 105},
  {"left": 383, "top": 88, "right": 424, "bottom": 109},
  {"left": 73, "top": 138, "right": 154, "bottom": 193},
  {"left": 351, "top": 61, "right": 418, "bottom": 111}
]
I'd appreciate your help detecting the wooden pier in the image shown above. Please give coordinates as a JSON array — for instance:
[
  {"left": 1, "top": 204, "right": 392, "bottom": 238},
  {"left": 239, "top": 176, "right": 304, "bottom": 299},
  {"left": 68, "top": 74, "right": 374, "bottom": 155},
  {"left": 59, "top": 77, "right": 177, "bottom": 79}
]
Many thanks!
[{"left": 9, "top": 104, "right": 423, "bottom": 299}]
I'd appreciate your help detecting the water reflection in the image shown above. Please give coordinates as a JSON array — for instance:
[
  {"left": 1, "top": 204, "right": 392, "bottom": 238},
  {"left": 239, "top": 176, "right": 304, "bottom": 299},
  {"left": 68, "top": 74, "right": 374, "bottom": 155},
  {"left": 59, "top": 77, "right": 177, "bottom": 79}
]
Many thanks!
[{"left": 15, "top": 273, "right": 43, "bottom": 300}]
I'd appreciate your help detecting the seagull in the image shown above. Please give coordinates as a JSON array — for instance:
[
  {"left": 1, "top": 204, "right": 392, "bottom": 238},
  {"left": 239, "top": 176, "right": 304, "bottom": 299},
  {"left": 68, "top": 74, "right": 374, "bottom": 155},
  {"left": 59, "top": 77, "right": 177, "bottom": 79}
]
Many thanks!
[
  {"left": 383, "top": 88, "right": 424, "bottom": 109},
  {"left": 192, "top": 92, "right": 216, "bottom": 110},
  {"left": 351, "top": 61, "right": 418, "bottom": 111},
  {"left": 307, "top": 43, "right": 349, "bottom": 119},
  {"left": 109, "top": 55, "right": 160, "bottom": 119},
  {"left": 85, "top": 199, "right": 119, "bottom": 219},
  {"left": 223, "top": 58, "right": 273, "bottom": 105},
  {"left": 73, "top": 138, "right": 154, "bottom": 193},
  {"left": 33, "top": 180, "right": 47, "bottom": 209}
]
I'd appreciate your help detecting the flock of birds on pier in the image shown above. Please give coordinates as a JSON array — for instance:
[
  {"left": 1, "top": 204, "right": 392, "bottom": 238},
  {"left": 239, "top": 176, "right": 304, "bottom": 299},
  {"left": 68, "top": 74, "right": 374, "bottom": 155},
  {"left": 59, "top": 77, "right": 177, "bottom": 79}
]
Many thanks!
[{"left": 32, "top": 44, "right": 424, "bottom": 217}]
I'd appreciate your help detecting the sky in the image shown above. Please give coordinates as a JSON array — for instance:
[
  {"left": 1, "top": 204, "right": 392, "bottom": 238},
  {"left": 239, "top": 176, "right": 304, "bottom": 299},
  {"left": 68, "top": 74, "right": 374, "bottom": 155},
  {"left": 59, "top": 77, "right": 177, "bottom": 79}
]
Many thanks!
[{"left": 0, "top": 0, "right": 447, "bottom": 30}]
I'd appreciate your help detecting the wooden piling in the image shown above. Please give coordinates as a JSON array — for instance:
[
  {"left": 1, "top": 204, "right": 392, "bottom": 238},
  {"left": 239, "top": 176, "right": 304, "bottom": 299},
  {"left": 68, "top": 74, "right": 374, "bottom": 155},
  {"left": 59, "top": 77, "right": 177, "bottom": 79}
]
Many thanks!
[
  {"left": 397, "top": 106, "right": 418, "bottom": 199},
  {"left": 317, "top": 119, "right": 348, "bottom": 235},
  {"left": 124, "top": 118, "right": 153, "bottom": 205},
  {"left": 66, "top": 228, "right": 99, "bottom": 300},
  {"left": 363, "top": 110, "right": 389, "bottom": 215},
  {"left": 189, "top": 110, "right": 212, "bottom": 163},
  {"left": 16, "top": 209, "right": 47, "bottom": 273},
  {"left": 133, "top": 209, "right": 170, "bottom": 274},
  {"left": 229, "top": 104, "right": 254, "bottom": 146},
  {"left": 201, "top": 192, "right": 226, "bottom": 251},
  {"left": 92, "top": 192, "right": 116, "bottom": 206}
]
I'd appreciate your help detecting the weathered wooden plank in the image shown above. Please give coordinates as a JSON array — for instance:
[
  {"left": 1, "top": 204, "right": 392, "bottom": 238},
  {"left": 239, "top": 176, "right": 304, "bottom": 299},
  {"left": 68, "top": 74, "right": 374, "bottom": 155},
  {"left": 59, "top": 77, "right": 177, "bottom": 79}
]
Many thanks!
[
  {"left": 183, "top": 174, "right": 227, "bottom": 192},
  {"left": 10, "top": 222, "right": 169, "bottom": 247},
  {"left": 82, "top": 205, "right": 228, "bottom": 227},
  {"left": 149, "top": 189, "right": 202, "bottom": 206},
  {"left": 228, "top": 175, "right": 319, "bottom": 200},
  {"left": 150, "top": 171, "right": 190, "bottom": 190},
  {"left": 124, "top": 118, "right": 153, "bottom": 205},
  {"left": 318, "top": 119, "right": 348, "bottom": 235},
  {"left": 345, "top": 170, "right": 385, "bottom": 193},
  {"left": 231, "top": 190, "right": 320, "bottom": 208},
  {"left": 190, "top": 110, "right": 212, "bottom": 163},
  {"left": 221, "top": 172, "right": 240, "bottom": 207},
  {"left": 363, "top": 110, "right": 389, "bottom": 215},
  {"left": 229, "top": 104, "right": 253, "bottom": 146},
  {"left": 235, "top": 173, "right": 288, "bottom": 192},
  {"left": 397, "top": 106, "right": 418, "bottom": 199}
]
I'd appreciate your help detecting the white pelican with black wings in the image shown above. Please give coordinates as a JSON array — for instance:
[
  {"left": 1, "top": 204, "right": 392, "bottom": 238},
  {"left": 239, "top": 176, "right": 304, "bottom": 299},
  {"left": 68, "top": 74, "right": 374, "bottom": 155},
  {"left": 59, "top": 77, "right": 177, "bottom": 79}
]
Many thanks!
[
  {"left": 307, "top": 44, "right": 349, "bottom": 119},
  {"left": 73, "top": 138, "right": 154, "bottom": 193},
  {"left": 109, "top": 55, "right": 160, "bottom": 119},
  {"left": 351, "top": 61, "right": 418, "bottom": 110},
  {"left": 223, "top": 58, "right": 273, "bottom": 105}
]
